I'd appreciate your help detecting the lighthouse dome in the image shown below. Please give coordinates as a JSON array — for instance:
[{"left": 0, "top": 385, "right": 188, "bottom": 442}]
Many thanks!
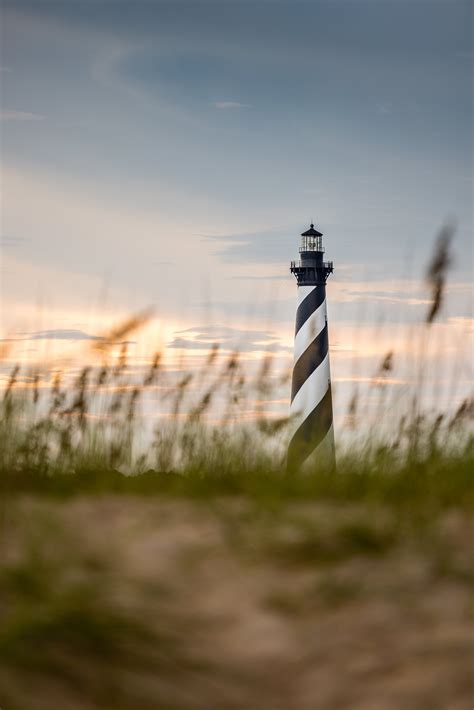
[{"left": 301, "top": 223, "right": 323, "bottom": 237}]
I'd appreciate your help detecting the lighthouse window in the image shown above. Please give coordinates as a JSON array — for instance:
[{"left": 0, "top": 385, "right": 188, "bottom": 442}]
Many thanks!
[{"left": 300, "top": 231, "right": 325, "bottom": 253}]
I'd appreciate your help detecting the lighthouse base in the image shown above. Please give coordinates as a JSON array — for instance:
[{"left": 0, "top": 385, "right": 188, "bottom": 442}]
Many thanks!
[{"left": 297, "top": 423, "right": 336, "bottom": 474}]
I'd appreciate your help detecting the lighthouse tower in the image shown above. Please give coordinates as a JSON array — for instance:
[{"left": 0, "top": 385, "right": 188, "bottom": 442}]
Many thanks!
[{"left": 288, "top": 223, "right": 335, "bottom": 471}]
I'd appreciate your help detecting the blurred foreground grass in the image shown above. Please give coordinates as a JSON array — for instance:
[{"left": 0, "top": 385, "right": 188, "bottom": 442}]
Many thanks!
[
  {"left": 1, "top": 389, "right": 472, "bottom": 709},
  {"left": 1, "top": 490, "right": 472, "bottom": 709}
]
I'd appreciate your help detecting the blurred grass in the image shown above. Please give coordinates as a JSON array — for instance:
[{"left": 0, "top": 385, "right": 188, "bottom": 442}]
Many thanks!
[
  {"left": 1, "top": 444, "right": 473, "bottom": 514},
  {"left": 0, "top": 344, "right": 472, "bottom": 511},
  {"left": 0, "top": 371, "right": 472, "bottom": 707},
  {"left": 0, "top": 495, "right": 472, "bottom": 709},
  {"left": 0, "top": 226, "right": 472, "bottom": 708},
  {"left": 0, "top": 503, "right": 224, "bottom": 709}
]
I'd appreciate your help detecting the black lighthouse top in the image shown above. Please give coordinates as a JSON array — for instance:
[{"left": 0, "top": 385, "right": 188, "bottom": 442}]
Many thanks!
[
  {"left": 290, "top": 222, "right": 334, "bottom": 286},
  {"left": 301, "top": 223, "right": 323, "bottom": 237}
]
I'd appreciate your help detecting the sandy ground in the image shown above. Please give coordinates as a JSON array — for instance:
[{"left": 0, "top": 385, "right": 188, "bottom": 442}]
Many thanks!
[{"left": 1, "top": 497, "right": 473, "bottom": 709}]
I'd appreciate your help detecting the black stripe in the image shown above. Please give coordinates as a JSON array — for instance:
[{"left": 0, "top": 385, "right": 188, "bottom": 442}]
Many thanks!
[
  {"left": 295, "top": 285, "right": 326, "bottom": 335},
  {"left": 291, "top": 323, "right": 329, "bottom": 402},
  {"left": 287, "top": 386, "right": 333, "bottom": 471}
]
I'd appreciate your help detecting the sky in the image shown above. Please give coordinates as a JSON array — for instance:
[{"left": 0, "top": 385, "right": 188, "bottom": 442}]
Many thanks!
[{"left": 0, "top": 0, "right": 472, "bottom": 425}]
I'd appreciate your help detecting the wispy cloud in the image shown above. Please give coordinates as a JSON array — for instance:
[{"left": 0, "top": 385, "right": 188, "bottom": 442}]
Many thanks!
[
  {"left": 168, "top": 337, "right": 291, "bottom": 353},
  {"left": 1, "top": 329, "right": 102, "bottom": 342},
  {"left": 177, "top": 325, "right": 276, "bottom": 342},
  {"left": 213, "top": 101, "right": 251, "bottom": 109},
  {"left": 169, "top": 325, "right": 291, "bottom": 353},
  {"left": 0, "top": 235, "right": 29, "bottom": 249},
  {"left": 343, "top": 289, "right": 431, "bottom": 306},
  {"left": 205, "top": 227, "right": 291, "bottom": 264},
  {"left": 0, "top": 109, "right": 45, "bottom": 122},
  {"left": 231, "top": 274, "right": 288, "bottom": 281}
]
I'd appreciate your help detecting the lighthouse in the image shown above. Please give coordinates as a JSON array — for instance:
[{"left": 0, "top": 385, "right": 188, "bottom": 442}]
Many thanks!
[{"left": 288, "top": 223, "right": 335, "bottom": 471}]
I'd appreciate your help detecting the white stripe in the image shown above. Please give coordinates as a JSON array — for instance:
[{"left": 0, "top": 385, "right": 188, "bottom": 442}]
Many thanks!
[
  {"left": 297, "top": 285, "right": 316, "bottom": 306},
  {"left": 289, "top": 351, "right": 330, "bottom": 436},
  {"left": 293, "top": 298, "right": 327, "bottom": 363}
]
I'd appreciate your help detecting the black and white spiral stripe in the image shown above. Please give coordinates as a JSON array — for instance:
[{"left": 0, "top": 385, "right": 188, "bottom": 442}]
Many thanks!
[{"left": 288, "top": 284, "right": 335, "bottom": 471}]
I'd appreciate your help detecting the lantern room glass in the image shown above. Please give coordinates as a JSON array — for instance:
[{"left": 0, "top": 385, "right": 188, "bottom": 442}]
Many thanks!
[{"left": 300, "top": 234, "right": 323, "bottom": 252}]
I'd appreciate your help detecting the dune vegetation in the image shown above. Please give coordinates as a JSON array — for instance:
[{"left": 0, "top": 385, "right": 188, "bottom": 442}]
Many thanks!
[{"left": 0, "top": 227, "right": 472, "bottom": 709}]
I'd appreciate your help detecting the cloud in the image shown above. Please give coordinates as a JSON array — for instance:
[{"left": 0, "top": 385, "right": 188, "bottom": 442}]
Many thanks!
[
  {"left": 0, "top": 235, "right": 29, "bottom": 248},
  {"left": 195, "top": 298, "right": 295, "bottom": 324},
  {"left": 1, "top": 329, "right": 103, "bottom": 342},
  {"left": 205, "top": 227, "right": 292, "bottom": 264},
  {"left": 168, "top": 337, "right": 291, "bottom": 353},
  {"left": 168, "top": 337, "right": 219, "bottom": 350},
  {"left": 213, "top": 101, "right": 251, "bottom": 109},
  {"left": 177, "top": 325, "right": 276, "bottom": 342},
  {"left": 1, "top": 110, "right": 45, "bottom": 122},
  {"left": 168, "top": 325, "right": 292, "bottom": 353},
  {"left": 231, "top": 274, "right": 289, "bottom": 281},
  {"left": 343, "top": 289, "right": 431, "bottom": 305}
]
